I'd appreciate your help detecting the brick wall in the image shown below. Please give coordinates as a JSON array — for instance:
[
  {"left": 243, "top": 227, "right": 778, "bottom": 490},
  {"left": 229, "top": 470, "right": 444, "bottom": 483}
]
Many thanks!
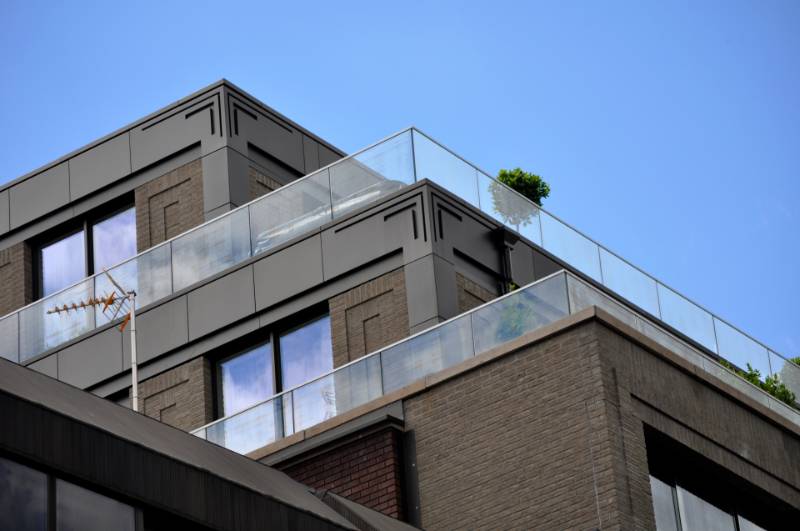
[
  {"left": 0, "top": 242, "right": 33, "bottom": 316},
  {"left": 134, "top": 159, "right": 204, "bottom": 251},
  {"left": 277, "top": 427, "right": 405, "bottom": 519},
  {"left": 249, "top": 166, "right": 283, "bottom": 201},
  {"left": 329, "top": 270, "right": 410, "bottom": 368},
  {"left": 403, "top": 321, "right": 647, "bottom": 531},
  {"left": 455, "top": 272, "right": 497, "bottom": 313},
  {"left": 137, "top": 356, "right": 213, "bottom": 432}
]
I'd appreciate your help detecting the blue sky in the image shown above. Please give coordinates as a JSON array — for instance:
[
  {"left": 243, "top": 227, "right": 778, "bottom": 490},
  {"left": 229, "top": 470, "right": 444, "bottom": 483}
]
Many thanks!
[{"left": 1, "top": 1, "right": 798, "bottom": 358}]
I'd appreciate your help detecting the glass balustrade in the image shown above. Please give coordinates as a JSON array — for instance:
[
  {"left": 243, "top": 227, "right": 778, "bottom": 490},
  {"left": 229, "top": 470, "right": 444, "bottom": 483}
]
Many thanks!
[
  {"left": 194, "top": 270, "right": 799, "bottom": 455},
  {"left": 1, "top": 127, "right": 796, "bottom": 421}
]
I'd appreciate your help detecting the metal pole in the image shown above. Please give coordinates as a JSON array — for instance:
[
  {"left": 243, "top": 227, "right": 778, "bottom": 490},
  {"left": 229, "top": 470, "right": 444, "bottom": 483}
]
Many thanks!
[{"left": 129, "top": 292, "right": 139, "bottom": 412}]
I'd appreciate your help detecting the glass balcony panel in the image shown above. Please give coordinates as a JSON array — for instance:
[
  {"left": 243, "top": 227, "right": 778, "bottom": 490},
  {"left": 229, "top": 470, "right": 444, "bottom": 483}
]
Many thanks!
[
  {"left": 566, "top": 273, "right": 639, "bottom": 329},
  {"left": 412, "top": 130, "right": 479, "bottom": 207},
  {"left": 477, "top": 172, "right": 542, "bottom": 246},
  {"left": 598, "top": 248, "right": 660, "bottom": 317},
  {"left": 540, "top": 212, "right": 602, "bottom": 281},
  {"left": 330, "top": 132, "right": 414, "bottom": 219},
  {"left": 328, "top": 354, "right": 383, "bottom": 418},
  {"left": 0, "top": 313, "right": 18, "bottom": 362},
  {"left": 713, "top": 318, "right": 770, "bottom": 378},
  {"left": 193, "top": 428, "right": 206, "bottom": 440},
  {"left": 656, "top": 284, "right": 717, "bottom": 353},
  {"left": 205, "top": 396, "right": 285, "bottom": 455},
  {"left": 171, "top": 207, "right": 251, "bottom": 292},
  {"left": 381, "top": 314, "right": 474, "bottom": 395},
  {"left": 292, "top": 374, "right": 337, "bottom": 431},
  {"left": 94, "top": 244, "right": 172, "bottom": 326},
  {"left": 250, "top": 170, "right": 332, "bottom": 255},
  {"left": 769, "top": 351, "right": 800, "bottom": 404},
  {"left": 472, "top": 273, "right": 569, "bottom": 356},
  {"left": 20, "top": 279, "right": 95, "bottom": 362}
]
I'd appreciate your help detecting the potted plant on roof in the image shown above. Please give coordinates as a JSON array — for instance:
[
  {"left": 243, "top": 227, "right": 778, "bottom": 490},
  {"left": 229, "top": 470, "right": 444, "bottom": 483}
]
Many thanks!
[{"left": 489, "top": 167, "right": 550, "bottom": 232}]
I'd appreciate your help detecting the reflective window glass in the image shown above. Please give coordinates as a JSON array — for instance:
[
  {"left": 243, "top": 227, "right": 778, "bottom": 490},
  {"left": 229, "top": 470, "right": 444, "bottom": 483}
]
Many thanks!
[
  {"left": 676, "top": 486, "right": 736, "bottom": 531},
  {"left": 92, "top": 207, "right": 137, "bottom": 273},
  {"left": 280, "top": 315, "right": 333, "bottom": 390},
  {"left": 219, "top": 343, "right": 275, "bottom": 416},
  {"left": 0, "top": 456, "right": 47, "bottom": 531},
  {"left": 56, "top": 479, "right": 134, "bottom": 531},
  {"left": 649, "top": 476, "right": 679, "bottom": 531},
  {"left": 41, "top": 231, "right": 86, "bottom": 297}
]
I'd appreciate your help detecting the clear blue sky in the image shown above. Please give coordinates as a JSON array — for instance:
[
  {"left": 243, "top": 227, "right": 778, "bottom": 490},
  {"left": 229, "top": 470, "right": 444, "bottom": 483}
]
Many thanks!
[{"left": 1, "top": 1, "right": 798, "bottom": 358}]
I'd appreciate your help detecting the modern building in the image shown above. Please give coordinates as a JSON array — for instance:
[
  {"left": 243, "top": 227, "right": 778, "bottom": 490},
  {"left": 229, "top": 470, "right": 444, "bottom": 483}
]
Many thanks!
[{"left": 0, "top": 80, "right": 798, "bottom": 530}]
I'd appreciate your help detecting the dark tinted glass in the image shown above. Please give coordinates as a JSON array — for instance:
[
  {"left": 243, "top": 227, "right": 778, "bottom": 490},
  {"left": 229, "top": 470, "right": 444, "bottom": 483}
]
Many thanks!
[
  {"left": 56, "top": 479, "right": 134, "bottom": 531},
  {"left": 92, "top": 207, "right": 136, "bottom": 273},
  {"left": 0, "top": 456, "right": 47, "bottom": 531},
  {"left": 41, "top": 231, "right": 86, "bottom": 296},
  {"left": 220, "top": 342, "right": 275, "bottom": 416},
  {"left": 280, "top": 315, "right": 333, "bottom": 389}
]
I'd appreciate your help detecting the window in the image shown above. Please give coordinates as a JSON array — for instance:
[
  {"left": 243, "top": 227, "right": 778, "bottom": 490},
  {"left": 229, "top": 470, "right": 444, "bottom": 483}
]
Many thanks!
[
  {"left": 0, "top": 456, "right": 47, "bottom": 531},
  {"left": 0, "top": 456, "right": 135, "bottom": 531},
  {"left": 217, "top": 314, "right": 333, "bottom": 417},
  {"left": 37, "top": 204, "right": 136, "bottom": 298}
]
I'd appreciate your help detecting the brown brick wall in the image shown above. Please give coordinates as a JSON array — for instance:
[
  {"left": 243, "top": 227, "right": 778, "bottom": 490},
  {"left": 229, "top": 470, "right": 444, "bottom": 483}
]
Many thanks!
[
  {"left": 136, "top": 356, "right": 213, "bottom": 432},
  {"left": 277, "top": 427, "right": 405, "bottom": 519},
  {"left": 134, "top": 159, "right": 204, "bottom": 251},
  {"left": 249, "top": 166, "right": 283, "bottom": 201},
  {"left": 455, "top": 272, "right": 496, "bottom": 313},
  {"left": 0, "top": 242, "right": 33, "bottom": 316},
  {"left": 329, "top": 270, "right": 410, "bottom": 368},
  {"left": 403, "top": 321, "right": 647, "bottom": 531}
]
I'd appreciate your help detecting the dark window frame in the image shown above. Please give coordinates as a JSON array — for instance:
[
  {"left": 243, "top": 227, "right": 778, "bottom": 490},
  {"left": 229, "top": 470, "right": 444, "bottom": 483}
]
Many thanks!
[
  {"left": 31, "top": 194, "right": 135, "bottom": 300},
  {"left": 212, "top": 304, "right": 331, "bottom": 420}
]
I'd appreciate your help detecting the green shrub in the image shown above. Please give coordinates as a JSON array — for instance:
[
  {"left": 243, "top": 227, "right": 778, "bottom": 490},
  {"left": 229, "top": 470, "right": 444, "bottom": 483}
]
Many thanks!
[{"left": 719, "top": 359, "right": 796, "bottom": 407}]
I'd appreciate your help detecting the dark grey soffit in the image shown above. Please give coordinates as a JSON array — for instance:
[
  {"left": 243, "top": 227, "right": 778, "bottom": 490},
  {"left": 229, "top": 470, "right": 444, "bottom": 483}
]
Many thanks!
[
  {"left": 317, "top": 491, "right": 421, "bottom": 531},
  {"left": 0, "top": 356, "right": 356, "bottom": 530}
]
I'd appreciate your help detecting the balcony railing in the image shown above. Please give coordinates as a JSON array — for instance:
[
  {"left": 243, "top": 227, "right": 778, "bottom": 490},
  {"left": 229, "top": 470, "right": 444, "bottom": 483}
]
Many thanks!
[
  {"left": 1, "top": 128, "right": 797, "bottom": 412},
  {"left": 192, "top": 270, "right": 800, "bottom": 455}
]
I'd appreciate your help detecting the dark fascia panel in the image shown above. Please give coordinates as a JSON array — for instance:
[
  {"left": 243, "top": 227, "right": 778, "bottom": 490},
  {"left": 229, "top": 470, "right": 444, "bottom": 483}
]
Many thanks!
[{"left": 0, "top": 355, "right": 357, "bottom": 531}]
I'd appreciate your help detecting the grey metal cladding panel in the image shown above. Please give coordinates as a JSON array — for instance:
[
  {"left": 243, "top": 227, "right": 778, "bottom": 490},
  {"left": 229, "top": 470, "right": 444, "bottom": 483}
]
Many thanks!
[
  {"left": 321, "top": 195, "right": 430, "bottom": 280},
  {"left": 9, "top": 162, "right": 70, "bottom": 229},
  {"left": 29, "top": 354, "right": 57, "bottom": 379},
  {"left": 58, "top": 327, "right": 123, "bottom": 389},
  {"left": 0, "top": 190, "right": 8, "bottom": 234},
  {"left": 130, "top": 93, "right": 224, "bottom": 172},
  {"left": 229, "top": 95, "right": 304, "bottom": 173},
  {"left": 302, "top": 135, "right": 320, "bottom": 173},
  {"left": 253, "top": 234, "right": 324, "bottom": 312},
  {"left": 432, "top": 193, "right": 501, "bottom": 273},
  {"left": 318, "top": 144, "right": 340, "bottom": 167},
  {"left": 201, "top": 147, "right": 233, "bottom": 214},
  {"left": 533, "top": 248, "right": 562, "bottom": 280},
  {"left": 69, "top": 133, "right": 132, "bottom": 200},
  {"left": 123, "top": 296, "right": 188, "bottom": 369},
  {"left": 187, "top": 266, "right": 255, "bottom": 341},
  {"left": 510, "top": 242, "right": 536, "bottom": 287},
  {"left": 404, "top": 255, "right": 440, "bottom": 328}
]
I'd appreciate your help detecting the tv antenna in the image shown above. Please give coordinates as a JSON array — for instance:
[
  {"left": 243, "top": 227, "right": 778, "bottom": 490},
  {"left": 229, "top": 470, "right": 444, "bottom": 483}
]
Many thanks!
[{"left": 47, "top": 270, "right": 140, "bottom": 412}]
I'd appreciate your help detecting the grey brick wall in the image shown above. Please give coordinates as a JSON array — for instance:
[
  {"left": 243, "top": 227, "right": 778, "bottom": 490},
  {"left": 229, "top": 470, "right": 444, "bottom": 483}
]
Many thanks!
[
  {"left": 455, "top": 272, "right": 497, "bottom": 313},
  {"left": 136, "top": 356, "right": 213, "bottom": 432},
  {"left": 249, "top": 166, "right": 283, "bottom": 201},
  {"left": 134, "top": 159, "right": 204, "bottom": 251},
  {"left": 329, "top": 269, "right": 410, "bottom": 368},
  {"left": 0, "top": 242, "right": 32, "bottom": 316}
]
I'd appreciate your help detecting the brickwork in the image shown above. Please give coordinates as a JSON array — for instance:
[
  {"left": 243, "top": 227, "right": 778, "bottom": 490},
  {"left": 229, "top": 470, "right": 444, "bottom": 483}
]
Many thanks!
[
  {"left": 404, "top": 321, "right": 644, "bottom": 531},
  {"left": 134, "top": 159, "right": 204, "bottom": 251},
  {"left": 277, "top": 427, "right": 405, "bottom": 519},
  {"left": 249, "top": 166, "right": 284, "bottom": 201},
  {"left": 455, "top": 272, "right": 496, "bottom": 313},
  {"left": 329, "top": 270, "right": 410, "bottom": 368},
  {"left": 137, "top": 356, "right": 213, "bottom": 432},
  {"left": 0, "top": 242, "right": 33, "bottom": 316}
]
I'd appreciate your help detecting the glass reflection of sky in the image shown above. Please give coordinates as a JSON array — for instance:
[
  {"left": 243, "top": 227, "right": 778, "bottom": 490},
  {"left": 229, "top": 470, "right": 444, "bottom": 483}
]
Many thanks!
[
  {"left": 92, "top": 207, "right": 136, "bottom": 273},
  {"left": 41, "top": 231, "right": 85, "bottom": 297},
  {"left": 220, "top": 343, "right": 274, "bottom": 416},
  {"left": 280, "top": 315, "right": 333, "bottom": 390},
  {"left": 0, "top": 457, "right": 47, "bottom": 531}
]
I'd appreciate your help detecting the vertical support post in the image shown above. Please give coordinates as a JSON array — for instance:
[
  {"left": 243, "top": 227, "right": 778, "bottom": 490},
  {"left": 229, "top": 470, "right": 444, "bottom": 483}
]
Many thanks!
[{"left": 129, "top": 291, "right": 139, "bottom": 413}]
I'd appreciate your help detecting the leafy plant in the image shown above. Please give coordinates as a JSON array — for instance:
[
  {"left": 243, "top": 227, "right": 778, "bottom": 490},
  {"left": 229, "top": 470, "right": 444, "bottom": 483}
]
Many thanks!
[
  {"left": 489, "top": 168, "right": 550, "bottom": 230},
  {"left": 719, "top": 359, "right": 797, "bottom": 407}
]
